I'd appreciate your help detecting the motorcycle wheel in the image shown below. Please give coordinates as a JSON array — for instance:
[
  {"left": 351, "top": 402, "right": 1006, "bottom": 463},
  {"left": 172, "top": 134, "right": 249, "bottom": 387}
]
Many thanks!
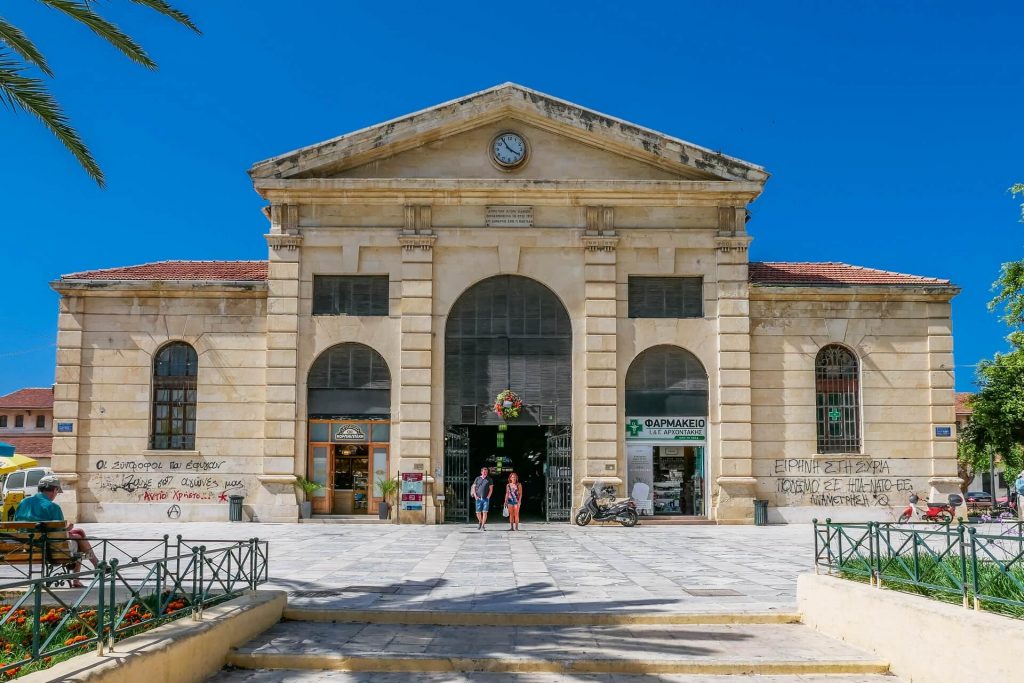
[
  {"left": 936, "top": 510, "right": 953, "bottom": 524},
  {"left": 897, "top": 511, "right": 911, "bottom": 524},
  {"left": 574, "top": 510, "right": 593, "bottom": 527},
  {"left": 619, "top": 509, "right": 638, "bottom": 527}
]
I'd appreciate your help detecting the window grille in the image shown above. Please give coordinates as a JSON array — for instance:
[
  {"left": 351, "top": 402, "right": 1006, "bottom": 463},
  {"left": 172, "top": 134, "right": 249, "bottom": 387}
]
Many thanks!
[
  {"left": 628, "top": 277, "right": 703, "bottom": 318},
  {"left": 151, "top": 342, "right": 198, "bottom": 450},
  {"left": 815, "top": 345, "right": 860, "bottom": 454},
  {"left": 307, "top": 343, "right": 391, "bottom": 418},
  {"left": 312, "top": 276, "right": 389, "bottom": 316}
]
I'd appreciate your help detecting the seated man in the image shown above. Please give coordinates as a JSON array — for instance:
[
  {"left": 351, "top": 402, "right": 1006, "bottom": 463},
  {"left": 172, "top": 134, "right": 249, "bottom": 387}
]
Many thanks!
[{"left": 15, "top": 475, "right": 97, "bottom": 587}]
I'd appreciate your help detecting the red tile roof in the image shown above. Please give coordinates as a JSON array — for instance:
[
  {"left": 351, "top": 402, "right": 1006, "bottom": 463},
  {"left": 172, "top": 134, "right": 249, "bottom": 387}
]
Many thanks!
[
  {"left": 0, "top": 388, "right": 53, "bottom": 409},
  {"left": 749, "top": 262, "right": 951, "bottom": 287},
  {"left": 955, "top": 392, "right": 974, "bottom": 415},
  {"left": 0, "top": 436, "right": 52, "bottom": 457},
  {"left": 61, "top": 261, "right": 268, "bottom": 282}
]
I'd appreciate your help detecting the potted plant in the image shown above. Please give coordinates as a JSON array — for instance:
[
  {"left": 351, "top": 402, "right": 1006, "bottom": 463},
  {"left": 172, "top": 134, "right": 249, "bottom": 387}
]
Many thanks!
[
  {"left": 294, "top": 477, "right": 323, "bottom": 519},
  {"left": 376, "top": 476, "right": 399, "bottom": 521}
]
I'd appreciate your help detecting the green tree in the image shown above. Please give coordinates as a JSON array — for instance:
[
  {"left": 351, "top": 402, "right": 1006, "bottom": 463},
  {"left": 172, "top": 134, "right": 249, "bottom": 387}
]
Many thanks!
[{"left": 0, "top": 1, "right": 199, "bottom": 187}]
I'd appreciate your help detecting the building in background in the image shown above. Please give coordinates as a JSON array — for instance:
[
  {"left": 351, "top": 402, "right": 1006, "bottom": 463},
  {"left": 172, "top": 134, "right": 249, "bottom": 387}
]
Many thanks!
[
  {"left": 0, "top": 387, "right": 54, "bottom": 468},
  {"left": 48, "top": 84, "right": 962, "bottom": 524}
]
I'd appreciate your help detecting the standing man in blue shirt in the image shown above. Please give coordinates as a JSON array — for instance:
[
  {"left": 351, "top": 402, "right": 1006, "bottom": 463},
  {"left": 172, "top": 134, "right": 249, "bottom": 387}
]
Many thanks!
[{"left": 16, "top": 475, "right": 97, "bottom": 586}]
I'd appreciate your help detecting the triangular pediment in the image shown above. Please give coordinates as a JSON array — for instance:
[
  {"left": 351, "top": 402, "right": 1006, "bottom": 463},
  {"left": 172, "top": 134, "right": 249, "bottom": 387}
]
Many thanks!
[{"left": 248, "top": 83, "right": 768, "bottom": 184}]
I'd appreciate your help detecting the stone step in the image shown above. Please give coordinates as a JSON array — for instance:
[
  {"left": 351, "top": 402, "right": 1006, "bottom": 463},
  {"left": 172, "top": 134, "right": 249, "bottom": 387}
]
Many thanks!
[
  {"left": 283, "top": 607, "right": 801, "bottom": 626},
  {"left": 211, "top": 671, "right": 900, "bottom": 682},
  {"left": 225, "top": 621, "right": 891, "bottom": 676}
]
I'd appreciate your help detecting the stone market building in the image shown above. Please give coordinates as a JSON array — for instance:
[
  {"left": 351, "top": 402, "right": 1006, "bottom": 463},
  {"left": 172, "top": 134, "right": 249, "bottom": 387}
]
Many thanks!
[{"left": 49, "top": 84, "right": 961, "bottom": 524}]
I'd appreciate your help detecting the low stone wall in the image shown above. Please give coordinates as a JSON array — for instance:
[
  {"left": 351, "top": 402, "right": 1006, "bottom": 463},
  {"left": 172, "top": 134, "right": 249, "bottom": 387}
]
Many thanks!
[
  {"left": 798, "top": 573, "right": 1024, "bottom": 681},
  {"left": 19, "top": 591, "right": 286, "bottom": 683}
]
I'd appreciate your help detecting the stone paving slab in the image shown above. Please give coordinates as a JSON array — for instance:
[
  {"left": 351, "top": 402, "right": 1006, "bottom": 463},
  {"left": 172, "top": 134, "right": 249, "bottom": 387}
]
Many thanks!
[
  {"left": 76, "top": 522, "right": 814, "bottom": 614},
  {"left": 211, "top": 672, "right": 900, "bottom": 683},
  {"left": 226, "top": 620, "right": 890, "bottom": 675}
]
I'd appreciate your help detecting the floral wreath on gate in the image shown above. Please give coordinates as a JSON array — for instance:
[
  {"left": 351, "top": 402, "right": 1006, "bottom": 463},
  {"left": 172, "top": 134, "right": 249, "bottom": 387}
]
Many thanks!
[{"left": 493, "top": 389, "right": 523, "bottom": 420}]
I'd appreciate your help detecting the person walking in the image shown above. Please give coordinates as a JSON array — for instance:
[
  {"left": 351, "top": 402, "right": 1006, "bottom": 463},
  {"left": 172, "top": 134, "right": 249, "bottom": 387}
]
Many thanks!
[
  {"left": 471, "top": 467, "right": 494, "bottom": 530},
  {"left": 1015, "top": 470, "right": 1024, "bottom": 520},
  {"left": 505, "top": 472, "right": 523, "bottom": 531}
]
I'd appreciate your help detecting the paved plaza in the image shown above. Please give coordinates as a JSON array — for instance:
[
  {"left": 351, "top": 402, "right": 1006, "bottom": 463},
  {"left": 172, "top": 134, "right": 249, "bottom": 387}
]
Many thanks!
[{"left": 81, "top": 521, "right": 814, "bottom": 614}]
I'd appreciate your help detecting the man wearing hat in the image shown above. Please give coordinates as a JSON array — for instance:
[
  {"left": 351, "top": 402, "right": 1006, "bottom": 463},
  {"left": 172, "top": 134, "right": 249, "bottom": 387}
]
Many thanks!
[{"left": 16, "top": 475, "right": 97, "bottom": 587}]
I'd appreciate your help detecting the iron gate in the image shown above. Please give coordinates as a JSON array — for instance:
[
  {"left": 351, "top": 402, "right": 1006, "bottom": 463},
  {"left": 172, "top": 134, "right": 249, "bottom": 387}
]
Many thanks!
[
  {"left": 545, "top": 426, "right": 572, "bottom": 522},
  {"left": 444, "top": 427, "right": 470, "bottom": 523}
]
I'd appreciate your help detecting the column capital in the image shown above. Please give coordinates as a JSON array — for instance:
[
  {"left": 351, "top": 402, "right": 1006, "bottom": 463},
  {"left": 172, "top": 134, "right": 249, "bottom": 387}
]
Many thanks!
[
  {"left": 715, "top": 235, "right": 752, "bottom": 254},
  {"left": 265, "top": 233, "right": 303, "bottom": 251},
  {"left": 399, "top": 232, "right": 437, "bottom": 251},
  {"left": 581, "top": 232, "right": 619, "bottom": 252}
]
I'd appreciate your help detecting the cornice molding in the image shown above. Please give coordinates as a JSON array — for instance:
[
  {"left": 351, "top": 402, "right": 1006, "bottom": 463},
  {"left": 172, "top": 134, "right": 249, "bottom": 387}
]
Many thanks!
[
  {"left": 398, "top": 232, "right": 437, "bottom": 251},
  {"left": 580, "top": 232, "right": 619, "bottom": 252},
  {"left": 265, "top": 233, "right": 304, "bottom": 251}
]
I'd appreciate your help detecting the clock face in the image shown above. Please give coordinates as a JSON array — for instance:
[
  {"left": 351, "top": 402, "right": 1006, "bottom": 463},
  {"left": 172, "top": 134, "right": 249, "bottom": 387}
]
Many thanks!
[{"left": 491, "top": 132, "right": 527, "bottom": 168}]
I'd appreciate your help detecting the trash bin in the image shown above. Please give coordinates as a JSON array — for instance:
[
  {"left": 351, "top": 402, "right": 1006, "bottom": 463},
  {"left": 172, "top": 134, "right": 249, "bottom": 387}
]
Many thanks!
[
  {"left": 753, "top": 499, "right": 769, "bottom": 526},
  {"left": 228, "top": 495, "right": 244, "bottom": 522}
]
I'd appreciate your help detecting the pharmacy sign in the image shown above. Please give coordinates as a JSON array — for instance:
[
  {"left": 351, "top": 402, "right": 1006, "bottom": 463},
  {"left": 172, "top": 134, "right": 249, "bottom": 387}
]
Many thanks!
[{"left": 625, "top": 416, "right": 707, "bottom": 443}]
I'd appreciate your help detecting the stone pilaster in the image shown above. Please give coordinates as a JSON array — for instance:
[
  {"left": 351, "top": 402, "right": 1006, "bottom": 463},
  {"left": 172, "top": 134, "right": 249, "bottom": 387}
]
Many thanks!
[
  {"left": 926, "top": 300, "right": 960, "bottom": 501},
  {"left": 713, "top": 224, "right": 756, "bottom": 523},
  {"left": 259, "top": 202, "right": 302, "bottom": 521},
  {"left": 398, "top": 206, "right": 436, "bottom": 522},
  {"left": 581, "top": 206, "right": 620, "bottom": 495},
  {"left": 52, "top": 295, "right": 83, "bottom": 521}
]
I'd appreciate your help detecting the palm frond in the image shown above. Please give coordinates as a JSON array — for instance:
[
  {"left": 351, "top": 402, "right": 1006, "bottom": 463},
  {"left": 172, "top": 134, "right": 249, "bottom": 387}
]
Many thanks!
[
  {"left": 128, "top": 0, "right": 201, "bottom": 34},
  {"left": 0, "top": 51, "right": 104, "bottom": 186},
  {"left": 37, "top": 0, "right": 157, "bottom": 69},
  {"left": 0, "top": 17, "right": 53, "bottom": 76}
]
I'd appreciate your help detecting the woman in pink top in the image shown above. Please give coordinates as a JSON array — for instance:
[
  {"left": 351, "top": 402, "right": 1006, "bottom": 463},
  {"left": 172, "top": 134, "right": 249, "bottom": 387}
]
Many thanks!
[{"left": 505, "top": 472, "right": 523, "bottom": 531}]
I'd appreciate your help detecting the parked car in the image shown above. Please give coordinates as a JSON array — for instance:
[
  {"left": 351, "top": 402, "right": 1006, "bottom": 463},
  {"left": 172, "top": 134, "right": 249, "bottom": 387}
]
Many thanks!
[
  {"left": 965, "top": 491, "right": 993, "bottom": 507},
  {"left": 2, "top": 467, "right": 54, "bottom": 520}
]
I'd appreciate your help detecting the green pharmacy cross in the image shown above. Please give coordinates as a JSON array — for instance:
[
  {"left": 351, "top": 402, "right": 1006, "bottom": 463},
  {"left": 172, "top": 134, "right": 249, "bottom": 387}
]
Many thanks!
[
  {"left": 626, "top": 419, "right": 644, "bottom": 437},
  {"left": 828, "top": 408, "right": 841, "bottom": 422}
]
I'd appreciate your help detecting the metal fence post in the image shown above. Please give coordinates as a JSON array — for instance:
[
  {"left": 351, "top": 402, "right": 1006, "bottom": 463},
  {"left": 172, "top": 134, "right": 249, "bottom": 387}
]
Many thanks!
[
  {"left": 190, "top": 547, "right": 201, "bottom": 621},
  {"left": 968, "top": 527, "right": 980, "bottom": 611},
  {"left": 95, "top": 561, "right": 106, "bottom": 656},
  {"left": 30, "top": 581, "right": 42, "bottom": 661},
  {"left": 107, "top": 559, "right": 118, "bottom": 652},
  {"left": 956, "top": 523, "right": 969, "bottom": 609}
]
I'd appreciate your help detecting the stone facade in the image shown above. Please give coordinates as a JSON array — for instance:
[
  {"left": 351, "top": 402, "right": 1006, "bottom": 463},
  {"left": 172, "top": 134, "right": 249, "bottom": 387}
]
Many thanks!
[{"left": 49, "top": 84, "right": 960, "bottom": 524}]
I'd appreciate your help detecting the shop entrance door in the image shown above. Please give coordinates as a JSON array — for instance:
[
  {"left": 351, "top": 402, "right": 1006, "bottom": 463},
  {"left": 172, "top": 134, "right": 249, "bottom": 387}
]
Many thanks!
[{"left": 443, "top": 427, "right": 470, "bottom": 523}]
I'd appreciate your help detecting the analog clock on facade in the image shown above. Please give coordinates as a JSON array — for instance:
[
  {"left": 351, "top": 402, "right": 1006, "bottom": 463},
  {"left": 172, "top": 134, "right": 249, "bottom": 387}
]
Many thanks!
[{"left": 490, "top": 131, "right": 528, "bottom": 169}]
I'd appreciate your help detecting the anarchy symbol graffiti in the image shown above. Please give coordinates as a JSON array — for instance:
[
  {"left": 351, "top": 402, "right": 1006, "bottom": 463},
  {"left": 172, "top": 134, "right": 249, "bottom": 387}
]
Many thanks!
[{"left": 166, "top": 505, "right": 182, "bottom": 520}]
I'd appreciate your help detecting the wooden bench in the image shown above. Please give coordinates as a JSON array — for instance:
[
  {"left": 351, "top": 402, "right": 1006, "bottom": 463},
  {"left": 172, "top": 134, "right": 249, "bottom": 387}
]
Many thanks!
[{"left": 0, "top": 521, "right": 85, "bottom": 582}]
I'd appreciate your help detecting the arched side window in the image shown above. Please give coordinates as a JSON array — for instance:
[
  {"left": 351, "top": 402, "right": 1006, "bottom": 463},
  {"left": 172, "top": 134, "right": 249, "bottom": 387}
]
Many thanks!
[
  {"left": 625, "top": 345, "right": 708, "bottom": 416},
  {"left": 307, "top": 343, "right": 391, "bottom": 417},
  {"left": 151, "top": 342, "right": 198, "bottom": 450},
  {"left": 815, "top": 344, "right": 860, "bottom": 454}
]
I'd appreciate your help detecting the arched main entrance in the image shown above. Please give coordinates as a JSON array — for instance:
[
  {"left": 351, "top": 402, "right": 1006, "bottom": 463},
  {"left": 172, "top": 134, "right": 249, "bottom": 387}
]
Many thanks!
[
  {"left": 443, "top": 275, "right": 572, "bottom": 523},
  {"left": 624, "top": 345, "right": 709, "bottom": 518},
  {"left": 306, "top": 343, "right": 391, "bottom": 516}
]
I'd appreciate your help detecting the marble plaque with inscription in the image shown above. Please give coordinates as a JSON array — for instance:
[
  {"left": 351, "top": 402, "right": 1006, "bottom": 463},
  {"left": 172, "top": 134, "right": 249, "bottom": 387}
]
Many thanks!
[{"left": 486, "top": 205, "right": 533, "bottom": 227}]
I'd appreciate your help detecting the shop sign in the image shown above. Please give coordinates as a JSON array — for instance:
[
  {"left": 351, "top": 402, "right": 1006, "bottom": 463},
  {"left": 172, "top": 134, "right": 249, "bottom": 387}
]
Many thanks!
[
  {"left": 401, "top": 472, "right": 424, "bottom": 511},
  {"left": 625, "top": 416, "right": 706, "bottom": 443},
  {"left": 331, "top": 423, "right": 367, "bottom": 442}
]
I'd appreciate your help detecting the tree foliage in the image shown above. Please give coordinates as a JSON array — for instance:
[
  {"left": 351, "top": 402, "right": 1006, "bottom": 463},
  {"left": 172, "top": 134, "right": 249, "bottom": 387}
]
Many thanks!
[{"left": 0, "top": 1, "right": 199, "bottom": 187}]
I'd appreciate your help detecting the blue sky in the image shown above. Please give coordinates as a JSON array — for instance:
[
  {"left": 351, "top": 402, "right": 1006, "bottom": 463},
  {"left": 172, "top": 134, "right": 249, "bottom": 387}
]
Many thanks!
[{"left": 0, "top": 1, "right": 1021, "bottom": 394}]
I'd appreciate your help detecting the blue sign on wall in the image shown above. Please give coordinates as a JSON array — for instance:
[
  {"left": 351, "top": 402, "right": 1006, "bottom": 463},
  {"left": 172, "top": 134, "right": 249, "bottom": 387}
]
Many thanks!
[
  {"left": 56, "top": 422, "right": 73, "bottom": 433},
  {"left": 934, "top": 426, "right": 952, "bottom": 438}
]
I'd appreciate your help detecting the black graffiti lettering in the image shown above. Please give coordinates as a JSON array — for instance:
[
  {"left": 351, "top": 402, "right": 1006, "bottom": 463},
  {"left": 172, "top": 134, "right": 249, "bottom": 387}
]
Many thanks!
[
  {"left": 169, "top": 461, "right": 182, "bottom": 470},
  {"left": 96, "top": 460, "right": 107, "bottom": 471}
]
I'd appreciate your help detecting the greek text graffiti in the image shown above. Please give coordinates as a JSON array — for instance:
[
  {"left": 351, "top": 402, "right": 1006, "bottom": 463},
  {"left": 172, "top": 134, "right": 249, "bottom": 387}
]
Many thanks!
[{"left": 771, "top": 459, "right": 920, "bottom": 508}]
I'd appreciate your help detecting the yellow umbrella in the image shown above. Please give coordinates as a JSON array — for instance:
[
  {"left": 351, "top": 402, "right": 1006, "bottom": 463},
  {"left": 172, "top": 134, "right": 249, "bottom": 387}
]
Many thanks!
[{"left": 0, "top": 454, "right": 38, "bottom": 475}]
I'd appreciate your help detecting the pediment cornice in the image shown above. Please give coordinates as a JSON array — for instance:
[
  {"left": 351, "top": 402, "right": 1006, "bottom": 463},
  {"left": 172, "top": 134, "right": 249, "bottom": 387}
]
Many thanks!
[{"left": 248, "top": 83, "right": 768, "bottom": 188}]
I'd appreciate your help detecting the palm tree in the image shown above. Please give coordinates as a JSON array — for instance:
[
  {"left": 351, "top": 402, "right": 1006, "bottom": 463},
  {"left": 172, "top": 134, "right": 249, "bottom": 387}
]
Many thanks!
[{"left": 0, "top": 1, "right": 200, "bottom": 187}]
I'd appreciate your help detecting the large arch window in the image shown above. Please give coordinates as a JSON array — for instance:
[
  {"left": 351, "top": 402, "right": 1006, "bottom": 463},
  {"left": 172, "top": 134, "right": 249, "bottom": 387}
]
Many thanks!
[
  {"left": 815, "top": 344, "right": 861, "bottom": 454},
  {"left": 151, "top": 342, "right": 198, "bottom": 450}
]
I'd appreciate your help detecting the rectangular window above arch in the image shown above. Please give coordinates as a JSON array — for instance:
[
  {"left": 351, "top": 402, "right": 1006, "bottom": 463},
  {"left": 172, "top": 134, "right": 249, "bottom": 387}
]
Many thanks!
[
  {"left": 313, "top": 276, "right": 389, "bottom": 316},
  {"left": 628, "top": 277, "right": 703, "bottom": 318}
]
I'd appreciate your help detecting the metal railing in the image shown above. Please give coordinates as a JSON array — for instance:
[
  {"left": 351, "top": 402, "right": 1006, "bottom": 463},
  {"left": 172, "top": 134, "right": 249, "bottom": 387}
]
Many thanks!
[
  {"left": 0, "top": 538, "right": 269, "bottom": 676},
  {"left": 814, "top": 518, "right": 1024, "bottom": 617}
]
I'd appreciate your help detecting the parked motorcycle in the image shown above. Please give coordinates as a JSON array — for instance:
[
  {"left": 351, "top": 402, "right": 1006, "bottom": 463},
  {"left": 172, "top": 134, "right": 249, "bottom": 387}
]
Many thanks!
[
  {"left": 898, "top": 492, "right": 962, "bottom": 524},
  {"left": 574, "top": 481, "right": 638, "bottom": 527}
]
